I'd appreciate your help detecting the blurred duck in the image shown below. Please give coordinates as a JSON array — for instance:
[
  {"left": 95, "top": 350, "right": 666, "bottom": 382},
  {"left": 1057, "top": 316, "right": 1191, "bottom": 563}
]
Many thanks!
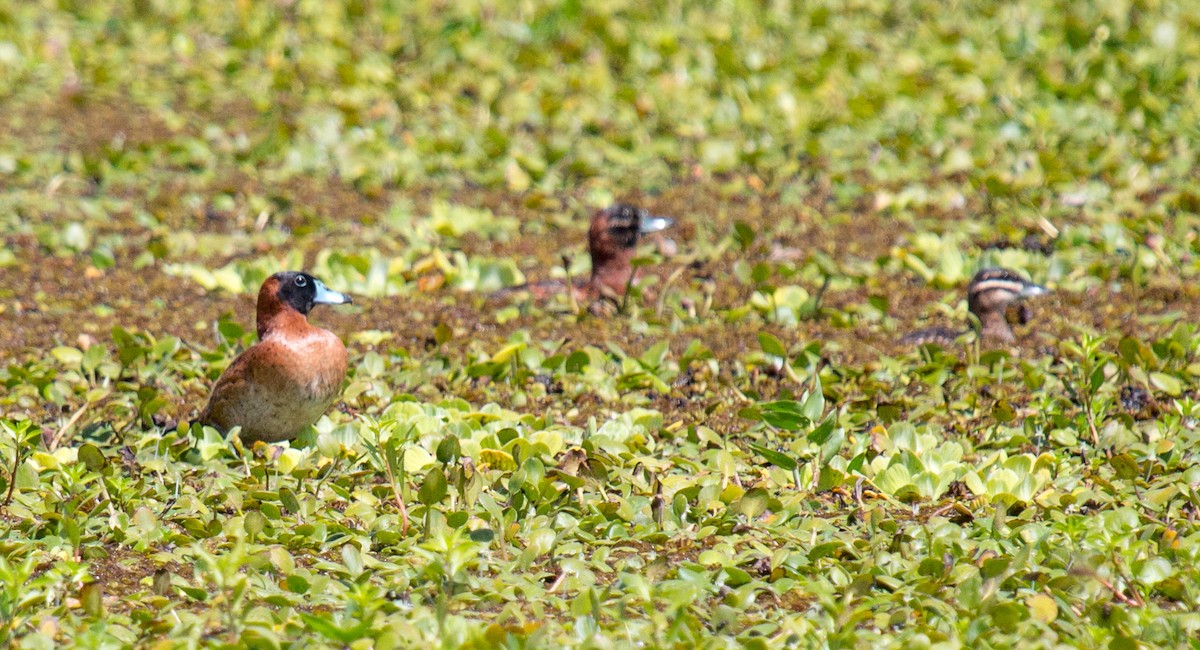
[
  {"left": 902, "top": 268, "right": 1048, "bottom": 347},
  {"left": 199, "top": 271, "right": 352, "bottom": 443},
  {"left": 500, "top": 203, "right": 674, "bottom": 304}
]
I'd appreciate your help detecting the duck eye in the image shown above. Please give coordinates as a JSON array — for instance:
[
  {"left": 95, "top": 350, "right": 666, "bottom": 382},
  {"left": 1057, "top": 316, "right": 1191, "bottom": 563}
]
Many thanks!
[{"left": 294, "top": 276, "right": 307, "bottom": 287}]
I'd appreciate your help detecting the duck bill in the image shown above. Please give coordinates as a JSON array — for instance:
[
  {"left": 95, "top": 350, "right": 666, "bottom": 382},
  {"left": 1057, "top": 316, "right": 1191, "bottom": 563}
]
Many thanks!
[
  {"left": 313, "top": 280, "right": 353, "bottom": 305},
  {"left": 639, "top": 215, "right": 674, "bottom": 234},
  {"left": 1020, "top": 283, "right": 1048, "bottom": 299}
]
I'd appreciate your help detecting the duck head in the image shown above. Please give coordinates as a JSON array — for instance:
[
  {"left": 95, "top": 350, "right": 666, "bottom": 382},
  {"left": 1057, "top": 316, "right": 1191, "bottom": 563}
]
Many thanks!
[
  {"left": 966, "top": 268, "right": 1048, "bottom": 343},
  {"left": 257, "top": 271, "right": 352, "bottom": 339},
  {"left": 586, "top": 203, "right": 674, "bottom": 296}
]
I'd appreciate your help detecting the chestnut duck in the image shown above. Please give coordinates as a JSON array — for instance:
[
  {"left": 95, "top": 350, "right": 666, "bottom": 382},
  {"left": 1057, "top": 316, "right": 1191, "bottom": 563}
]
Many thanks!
[
  {"left": 199, "top": 271, "right": 352, "bottom": 443},
  {"left": 501, "top": 203, "right": 674, "bottom": 304}
]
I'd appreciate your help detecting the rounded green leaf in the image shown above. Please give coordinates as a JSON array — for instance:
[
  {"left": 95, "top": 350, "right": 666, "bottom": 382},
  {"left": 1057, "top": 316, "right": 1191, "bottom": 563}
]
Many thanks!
[{"left": 418, "top": 468, "right": 448, "bottom": 506}]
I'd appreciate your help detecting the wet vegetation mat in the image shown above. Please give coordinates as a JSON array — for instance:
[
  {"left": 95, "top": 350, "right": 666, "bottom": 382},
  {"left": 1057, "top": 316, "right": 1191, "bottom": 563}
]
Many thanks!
[{"left": 3, "top": 0, "right": 1200, "bottom": 647}]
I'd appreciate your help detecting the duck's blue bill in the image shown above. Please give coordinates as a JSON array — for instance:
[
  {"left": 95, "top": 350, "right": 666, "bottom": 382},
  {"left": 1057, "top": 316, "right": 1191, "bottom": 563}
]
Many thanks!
[
  {"left": 1020, "top": 283, "right": 1049, "bottom": 298},
  {"left": 639, "top": 215, "right": 674, "bottom": 234},
  {"left": 313, "top": 280, "right": 353, "bottom": 305}
]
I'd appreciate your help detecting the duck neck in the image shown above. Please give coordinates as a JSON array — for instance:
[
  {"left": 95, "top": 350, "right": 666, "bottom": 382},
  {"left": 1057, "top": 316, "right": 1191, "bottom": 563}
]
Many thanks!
[
  {"left": 257, "top": 300, "right": 310, "bottom": 340},
  {"left": 589, "top": 247, "right": 636, "bottom": 296},
  {"left": 977, "top": 310, "right": 1016, "bottom": 344}
]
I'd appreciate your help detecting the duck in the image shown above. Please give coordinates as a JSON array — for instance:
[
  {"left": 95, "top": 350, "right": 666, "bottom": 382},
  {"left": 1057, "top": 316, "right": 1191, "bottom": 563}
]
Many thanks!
[
  {"left": 198, "top": 271, "right": 352, "bottom": 444},
  {"left": 499, "top": 203, "right": 674, "bottom": 305},
  {"left": 902, "top": 268, "right": 1049, "bottom": 347}
]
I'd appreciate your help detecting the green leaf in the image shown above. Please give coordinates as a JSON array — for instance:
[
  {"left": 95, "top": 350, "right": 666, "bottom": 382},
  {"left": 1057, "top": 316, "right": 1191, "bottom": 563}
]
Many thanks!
[
  {"left": 51, "top": 346, "right": 83, "bottom": 366},
  {"left": 758, "top": 401, "right": 809, "bottom": 430},
  {"left": 802, "top": 385, "right": 826, "bottom": 423},
  {"left": 286, "top": 575, "right": 310, "bottom": 594},
  {"left": 807, "top": 418, "right": 836, "bottom": 445},
  {"left": 434, "top": 322, "right": 453, "bottom": 345},
  {"left": 341, "top": 543, "right": 363, "bottom": 576},
  {"left": 749, "top": 443, "right": 797, "bottom": 470},
  {"left": 1027, "top": 597, "right": 1056, "bottom": 628},
  {"left": 1110, "top": 453, "right": 1139, "bottom": 481},
  {"left": 721, "top": 566, "right": 753, "bottom": 587},
  {"left": 733, "top": 222, "right": 756, "bottom": 250},
  {"left": 111, "top": 326, "right": 146, "bottom": 366},
  {"left": 15, "top": 462, "right": 38, "bottom": 490},
  {"left": 80, "top": 583, "right": 104, "bottom": 617},
  {"left": 244, "top": 510, "right": 266, "bottom": 537},
  {"left": 1135, "top": 557, "right": 1173, "bottom": 584},
  {"left": 279, "top": 487, "right": 301, "bottom": 514},
  {"left": 418, "top": 468, "right": 448, "bottom": 506},
  {"left": 817, "top": 466, "right": 844, "bottom": 491},
  {"left": 565, "top": 351, "right": 590, "bottom": 373},
  {"left": 991, "top": 601, "right": 1027, "bottom": 632},
  {"left": 469, "top": 528, "right": 495, "bottom": 543},
  {"left": 152, "top": 570, "right": 173, "bottom": 596},
  {"left": 78, "top": 444, "right": 106, "bottom": 471},
  {"left": 299, "top": 612, "right": 370, "bottom": 644},
  {"left": 436, "top": 435, "right": 461, "bottom": 464},
  {"left": 217, "top": 319, "right": 245, "bottom": 343},
  {"left": 735, "top": 488, "right": 771, "bottom": 519},
  {"left": 1149, "top": 372, "right": 1181, "bottom": 396},
  {"left": 179, "top": 586, "right": 208, "bottom": 602},
  {"left": 757, "top": 332, "right": 788, "bottom": 359}
]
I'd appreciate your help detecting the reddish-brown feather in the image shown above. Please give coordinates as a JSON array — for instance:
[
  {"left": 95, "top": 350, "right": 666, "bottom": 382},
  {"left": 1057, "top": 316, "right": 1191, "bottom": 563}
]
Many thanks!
[
  {"left": 495, "top": 205, "right": 663, "bottom": 308},
  {"left": 198, "top": 278, "right": 348, "bottom": 443},
  {"left": 586, "top": 210, "right": 640, "bottom": 297}
]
